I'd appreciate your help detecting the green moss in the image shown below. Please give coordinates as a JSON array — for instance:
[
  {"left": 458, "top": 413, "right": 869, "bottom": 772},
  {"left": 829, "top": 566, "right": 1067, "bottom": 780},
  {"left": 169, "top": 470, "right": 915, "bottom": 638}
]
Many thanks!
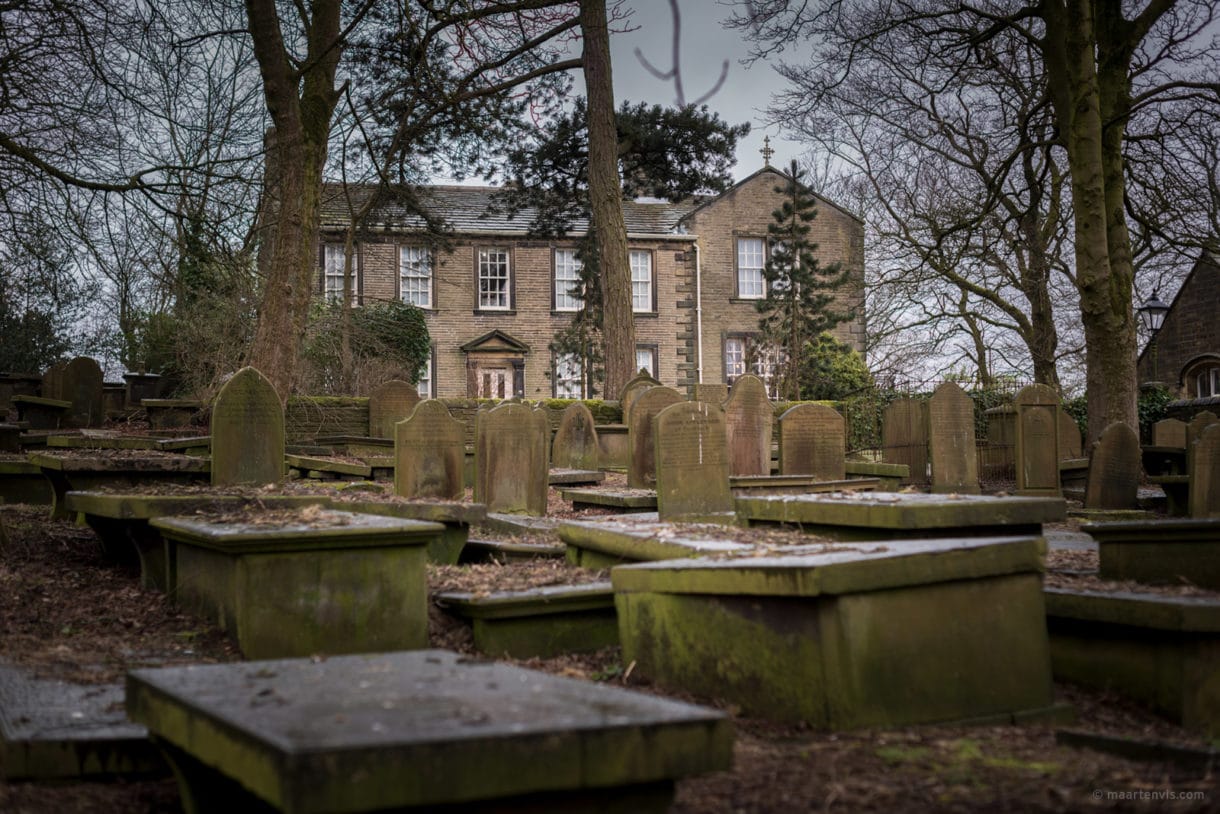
[{"left": 876, "top": 745, "right": 932, "bottom": 764}]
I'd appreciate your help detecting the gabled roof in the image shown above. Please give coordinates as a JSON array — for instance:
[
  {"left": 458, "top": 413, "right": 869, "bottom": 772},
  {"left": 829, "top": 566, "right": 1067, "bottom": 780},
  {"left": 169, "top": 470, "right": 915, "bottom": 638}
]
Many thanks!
[
  {"left": 677, "top": 165, "right": 864, "bottom": 226},
  {"left": 460, "top": 329, "right": 531, "bottom": 354},
  {"left": 320, "top": 183, "right": 698, "bottom": 238}
]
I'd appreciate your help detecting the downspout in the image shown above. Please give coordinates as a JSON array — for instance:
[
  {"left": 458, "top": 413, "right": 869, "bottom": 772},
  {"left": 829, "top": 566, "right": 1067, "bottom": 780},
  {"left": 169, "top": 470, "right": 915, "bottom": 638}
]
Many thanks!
[{"left": 693, "top": 242, "right": 704, "bottom": 384}]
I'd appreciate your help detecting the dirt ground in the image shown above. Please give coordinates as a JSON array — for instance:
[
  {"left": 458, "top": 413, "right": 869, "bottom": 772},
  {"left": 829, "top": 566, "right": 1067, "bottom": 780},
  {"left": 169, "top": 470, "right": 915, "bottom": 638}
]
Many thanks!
[{"left": 1, "top": 497, "right": 1218, "bottom": 813}]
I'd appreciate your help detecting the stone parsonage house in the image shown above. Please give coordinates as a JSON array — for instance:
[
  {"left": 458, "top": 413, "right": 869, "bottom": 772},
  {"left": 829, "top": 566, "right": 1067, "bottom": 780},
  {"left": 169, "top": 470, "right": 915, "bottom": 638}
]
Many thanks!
[{"left": 318, "top": 165, "right": 865, "bottom": 399}]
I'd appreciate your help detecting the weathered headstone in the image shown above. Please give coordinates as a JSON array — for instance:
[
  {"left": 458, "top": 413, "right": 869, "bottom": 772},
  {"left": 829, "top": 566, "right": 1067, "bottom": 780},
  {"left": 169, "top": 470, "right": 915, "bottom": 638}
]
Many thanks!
[
  {"left": 551, "top": 402, "right": 600, "bottom": 470},
  {"left": 981, "top": 404, "right": 1016, "bottom": 478},
  {"left": 1084, "top": 422, "right": 1141, "bottom": 510},
  {"left": 1186, "top": 411, "right": 1220, "bottom": 475},
  {"left": 396, "top": 400, "right": 464, "bottom": 500},
  {"left": 691, "top": 383, "right": 729, "bottom": 404},
  {"left": 928, "top": 382, "right": 980, "bottom": 494},
  {"left": 619, "top": 370, "right": 662, "bottom": 427},
  {"left": 777, "top": 403, "right": 845, "bottom": 480},
  {"left": 210, "top": 367, "right": 284, "bottom": 486},
  {"left": 1152, "top": 418, "right": 1188, "bottom": 449},
  {"left": 368, "top": 379, "right": 421, "bottom": 439},
  {"left": 475, "top": 402, "right": 549, "bottom": 514},
  {"left": 41, "top": 362, "right": 67, "bottom": 401},
  {"left": 724, "top": 374, "right": 773, "bottom": 477},
  {"left": 627, "top": 386, "right": 684, "bottom": 488},
  {"left": 1014, "top": 383, "right": 1061, "bottom": 496},
  {"left": 654, "top": 401, "right": 733, "bottom": 521},
  {"left": 1190, "top": 424, "right": 1220, "bottom": 519},
  {"left": 60, "top": 357, "right": 104, "bottom": 428},
  {"left": 882, "top": 397, "right": 928, "bottom": 485},
  {"left": 1058, "top": 408, "right": 1083, "bottom": 460}
]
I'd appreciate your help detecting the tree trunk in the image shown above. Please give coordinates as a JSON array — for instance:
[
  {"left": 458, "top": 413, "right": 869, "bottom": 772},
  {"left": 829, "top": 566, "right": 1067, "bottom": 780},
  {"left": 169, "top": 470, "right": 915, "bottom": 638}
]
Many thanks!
[
  {"left": 1042, "top": 0, "right": 1138, "bottom": 443},
  {"left": 245, "top": 0, "right": 342, "bottom": 401},
  {"left": 579, "top": 0, "right": 633, "bottom": 399}
]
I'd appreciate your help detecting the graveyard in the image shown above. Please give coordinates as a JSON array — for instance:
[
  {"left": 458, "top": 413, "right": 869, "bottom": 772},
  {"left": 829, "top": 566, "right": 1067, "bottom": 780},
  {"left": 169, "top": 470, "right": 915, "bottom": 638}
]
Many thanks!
[{"left": 1, "top": 365, "right": 1219, "bottom": 812}]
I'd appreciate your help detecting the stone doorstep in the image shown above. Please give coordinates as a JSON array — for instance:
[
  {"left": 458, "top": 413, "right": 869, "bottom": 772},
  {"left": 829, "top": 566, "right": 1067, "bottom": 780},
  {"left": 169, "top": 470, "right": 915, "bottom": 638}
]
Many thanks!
[
  {"left": 126, "top": 650, "right": 731, "bottom": 813},
  {"left": 610, "top": 535, "right": 1046, "bottom": 597},
  {"left": 560, "top": 487, "right": 658, "bottom": 510},
  {"left": 284, "top": 454, "right": 372, "bottom": 478},
  {"left": 459, "top": 537, "right": 566, "bottom": 563},
  {"left": 0, "top": 665, "right": 164, "bottom": 781},
  {"left": 734, "top": 492, "right": 1067, "bottom": 531},
  {"left": 547, "top": 468, "right": 606, "bottom": 486}
]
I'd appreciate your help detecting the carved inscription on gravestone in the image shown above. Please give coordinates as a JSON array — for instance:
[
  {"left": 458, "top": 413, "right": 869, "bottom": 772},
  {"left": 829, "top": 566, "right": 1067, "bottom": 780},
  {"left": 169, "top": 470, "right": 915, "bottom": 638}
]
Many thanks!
[
  {"left": 396, "top": 400, "right": 464, "bottom": 500},
  {"left": 211, "top": 367, "right": 284, "bottom": 486},
  {"left": 1190, "top": 424, "right": 1220, "bottom": 519},
  {"left": 724, "top": 374, "right": 773, "bottom": 477},
  {"left": 928, "top": 382, "right": 979, "bottom": 494},
  {"left": 475, "top": 403, "right": 549, "bottom": 515},
  {"left": 627, "top": 386, "right": 684, "bottom": 488},
  {"left": 551, "top": 402, "right": 600, "bottom": 470},
  {"left": 654, "top": 401, "right": 732, "bottom": 520},
  {"left": 1014, "top": 383, "right": 1061, "bottom": 496},
  {"left": 62, "top": 356, "right": 104, "bottom": 428},
  {"left": 369, "top": 380, "right": 421, "bottom": 439},
  {"left": 1084, "top": 422, "right": 1140, "bottom": 510},
  {"left": 883, "top": 398, "right": 928, "bottom": 484},
  {"left": 778, "top": 403, "right": 844, "bottom": 481},
  {"left": 1152, "top": 418, "right": 1187, "bottom": 449}
]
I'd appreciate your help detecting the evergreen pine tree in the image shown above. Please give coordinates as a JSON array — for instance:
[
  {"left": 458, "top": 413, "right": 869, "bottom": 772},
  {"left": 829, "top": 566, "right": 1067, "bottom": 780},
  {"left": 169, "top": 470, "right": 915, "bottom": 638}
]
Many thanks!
[{"left": 756, "top": 160, "right": 853, "bottom": 400}]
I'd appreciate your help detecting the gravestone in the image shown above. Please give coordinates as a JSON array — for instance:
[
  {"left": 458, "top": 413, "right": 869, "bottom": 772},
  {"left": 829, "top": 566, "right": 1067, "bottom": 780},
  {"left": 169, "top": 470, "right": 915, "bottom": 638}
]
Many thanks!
[
  {"left": 882, "top": 397, "right": 928, "bottom": 485},
  {"left": 395, "top": 400, "right": 464, "bottom": 500},
  {"left": 60, "top": 357, "right": 104, "bottom": 428},
  {"left": 777, "top": 403, "right": 845, "bottom": 480},
  {"left": 1190, "top": 424, "right": 1220, "bottom": 519},
  {"left": 691, "top": 383, "right": 729, "bottom": 404},
  {"left": 475, "top": 402, "right": 549, "bottom": 514},
  {"left": 1058, "top": 409, "right": 1083, "bottom": 460},
  {"left": 627, "top": 386, "right": 684, "bottom": 488},
  {"left": 654, "top": 401, "right": 732, "bottom": 521},
  {"left": 1084, "top": 422, "right": 1141, "bottom": 510},
  {"left": 41, "top": 362, "right": 68, "bottom": 401},
  {"left": 724, "top": 374, "right": 773, "bottom": 477},
  {"left": 1152, "top": 418, "right": 1188, "bottom": 449},
  {"left": 551, "top": 402, "right": 600, "bottom": 470},
  {"left": 928, "top": 382, "right": 980, "bottom": 494},
  {"left": 619, "top": 370, "right": 662, "bottom": 427},
  {"left": 210, "top": 367, "right": 284, "bottom": 486},
  {"left": 1014, "top": 383, "right": 1061, "bottom": 496},
  {"left": 368, "top": 379, "right": 421, "bottom": 439}
]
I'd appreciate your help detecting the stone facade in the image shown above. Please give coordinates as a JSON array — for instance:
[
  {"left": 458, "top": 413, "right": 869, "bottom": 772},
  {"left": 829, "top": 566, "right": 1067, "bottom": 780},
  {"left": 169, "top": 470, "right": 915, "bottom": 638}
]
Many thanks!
[
  {"left": 318, "top": 167, "right": 865, "bottom": 400},
  {"left": 1137, "top": 253, "right": 1220, "bottom": 399}
]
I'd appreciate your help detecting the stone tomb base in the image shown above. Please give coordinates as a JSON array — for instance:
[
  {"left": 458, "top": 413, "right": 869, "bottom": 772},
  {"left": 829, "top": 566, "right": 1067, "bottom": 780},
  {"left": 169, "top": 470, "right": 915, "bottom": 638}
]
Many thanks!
[
  {"left": 1085, "top": 518, "right": 1220, "bottom": 590},
  {"left": 435, "top": 582, "right": 617, "bottom": 658},
  {"left": 152, "top": 511, "right": 443, "bottom": 659},
  {"left": 1045, "top": 587, "right": 1220, "bottom": 736},
  {"left": 127, "top": 650, "right": 730, "bottom": 814},
  {"left": 613, "top": 536, "right": 1057, "bottom": 728}
]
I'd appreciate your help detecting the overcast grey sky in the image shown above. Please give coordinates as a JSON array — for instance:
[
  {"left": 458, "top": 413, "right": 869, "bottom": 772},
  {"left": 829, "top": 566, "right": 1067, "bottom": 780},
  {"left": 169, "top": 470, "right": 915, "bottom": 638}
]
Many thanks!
[{"left": 602, "top": 0, "right": 803, "bottom": 180}]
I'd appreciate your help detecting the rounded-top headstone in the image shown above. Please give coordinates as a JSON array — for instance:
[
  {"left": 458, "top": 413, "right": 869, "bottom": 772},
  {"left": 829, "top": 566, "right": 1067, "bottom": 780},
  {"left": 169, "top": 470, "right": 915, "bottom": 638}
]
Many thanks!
[
  {"left": 654, "top": 400, "right": 732, "bottom": 521},
  {"left": 552, "top": 402, "right": 600, "bottom": 470},
  {"left": 627, "top": 386, "right": 684, "bottom": 488},
  {"left": 210, "top": 367, "right": 284, "bottom": 486},
  {"left": 369, "top": 379, "right": 422, "bottom": 439},
  {"left": 62, "top": 356, "right": 104, "bottom": 428},
  {"left": 724, "top": 374, "right": 774, "bottom": 477},
  {"left": 1190, "top": 423, "right": 1220, "bottom": 519},
  {"left": 619, "top": 370, "right": 662, "bottom": 427},
  {"left": 1013, "top": 383, "right": 1061, "bottom": 496},
  {"left": 777, "top": 403, "right": 844, "bottom": 480},
  {"left": 395, "top": 399, "right": 464, "bottom": 500},
  {"left": 1083, "top": 421, "right": 1140, "bottom": 510},
  {"left": 928, "top": 381, "right": 979, "bottom": 494}
]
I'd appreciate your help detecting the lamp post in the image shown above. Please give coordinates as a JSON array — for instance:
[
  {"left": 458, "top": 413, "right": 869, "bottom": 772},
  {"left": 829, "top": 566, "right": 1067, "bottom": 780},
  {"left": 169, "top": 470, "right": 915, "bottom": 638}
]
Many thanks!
[{"left": 1137, "top": 291, "right": 1169, "bottom": 383}]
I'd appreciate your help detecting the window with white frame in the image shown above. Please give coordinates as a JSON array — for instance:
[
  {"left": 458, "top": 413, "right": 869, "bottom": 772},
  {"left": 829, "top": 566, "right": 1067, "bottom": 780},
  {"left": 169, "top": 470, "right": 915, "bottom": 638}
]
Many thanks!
[
  {"left": 630, "top": 250, "right": 653, "bottom": 312},
  {"left": 553, "top": 352, "right": 584, "bottom": 398},
  {"left": 1198, "top": 366, "right": 1220, "bottom": 398},
  {"left": 724, "top": 336, "right": 747, "bottom": 383},
  {"left": 724, "top": 334, "right": 785, "bottom": 395},
  {"left": 477, "top": 248, "right": 511, "bottom": 310},
  {"left": 635, "top": 346, "right": 657, "bottom": 378},
  {"left": 736, "top": 238, "right": 766, "bottom": 299},
  {"left": 399, "top": 246, "right": 433, "bottom": 308},
  {"left": 416, "top": 353, "right": 433, "bottom": 398},
  {"left": 554, "top": 249, "right": 583, "bottom": 311},
  {"left": 323, "top": 244, "right": 357, "bottom": 303}
]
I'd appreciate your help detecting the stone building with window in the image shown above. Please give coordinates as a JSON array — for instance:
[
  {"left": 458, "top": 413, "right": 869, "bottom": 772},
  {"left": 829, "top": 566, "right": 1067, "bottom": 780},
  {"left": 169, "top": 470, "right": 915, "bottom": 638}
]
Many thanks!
[
  {"left": 1136, "top": 252, "right": 1220, "bottom": 403},
  {"left": 318, "top": 165, "right": 865, "bottom": 399}
]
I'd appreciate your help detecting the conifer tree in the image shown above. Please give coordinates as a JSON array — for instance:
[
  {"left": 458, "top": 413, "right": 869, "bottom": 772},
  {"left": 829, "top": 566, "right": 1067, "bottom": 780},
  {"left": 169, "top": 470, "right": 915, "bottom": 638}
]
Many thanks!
[{"left": 757, "top": 160, "right": 853, "bottom": 401}]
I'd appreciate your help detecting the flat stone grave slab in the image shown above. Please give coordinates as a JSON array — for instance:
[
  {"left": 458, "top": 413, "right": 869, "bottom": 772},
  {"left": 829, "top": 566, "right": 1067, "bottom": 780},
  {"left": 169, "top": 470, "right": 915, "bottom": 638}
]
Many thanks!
[
  {"left": 140, "top": 398, "right": 201, "bottom": 429},
  {"left": 28, "top": 451, "right": 211, "bottom": 520},
  {"left": 843, "top": 460, "right": 909, "bottom": 491},
  {"left": 435, "top": 581, "right": 617, "bottom": 658},
  {"left": 1045, "top": 587, "right": 1220, "bottom": 736},
  {"left": 728, "top": 475, "right": 879, "bottom": 495},
  {"left": 482, "top": 511, "right": 560, "bottom": 537},
  {"left": 548, "top": 468, "right": 605, "bottom": 486},
  {"left": 284, "top": 453, "right": 373, "bottom": 480},
  {"left": 11, "top": 395, "right": 71, "bottom": 430},
  {"left": 613, "top": 535, "right": 1055, "bottom": 728},
  {"left": 0, "top": 457, "right": 52, "bottom": 504},
  {"left": 46, "top": 433, "right": 161, "bottom": 450},
  {"left": 1143, "top": 445, "right": 1186, "bottom": 477},
  {"left": 127, "top": 650, "right": 731, "bottom": 814},
  {"left": 1084, "top": 518, "right": 1220, "bottom": 590},
  {"left": 312, "top": 435, "right": 395, "bottom": 458},
  {"left": 458, "top": 537, "right": 566, "bottom": 564},
  {"left": 735, "top": 491, "right": 1066, "bottom": 540},
  {"left": 323, "top": 496, "right": 485, "bottom": 565},
  {"left": 560, "top": 486, "right": 657, "bottom": 513},
  {"left": 0, "top": 664, "right": 163, "bottom": 781},
  {"left": 151, "top": 510, "right": 443, "bottom": 659},
  {"left": 64, "top": 491, "right": 328, "bottom": 591},
  {"left": 559, "top": 517, "right": 753, "bottom": 569},
  {"left": 1149, "top": 474, "right": 1190, "bottom": 516}
]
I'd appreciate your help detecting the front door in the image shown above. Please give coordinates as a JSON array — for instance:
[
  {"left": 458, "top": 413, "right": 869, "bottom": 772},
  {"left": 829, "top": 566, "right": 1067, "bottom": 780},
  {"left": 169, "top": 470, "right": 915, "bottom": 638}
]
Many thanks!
[{"left": 476, "top": 367, "right": 511, "bottom": 399}]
